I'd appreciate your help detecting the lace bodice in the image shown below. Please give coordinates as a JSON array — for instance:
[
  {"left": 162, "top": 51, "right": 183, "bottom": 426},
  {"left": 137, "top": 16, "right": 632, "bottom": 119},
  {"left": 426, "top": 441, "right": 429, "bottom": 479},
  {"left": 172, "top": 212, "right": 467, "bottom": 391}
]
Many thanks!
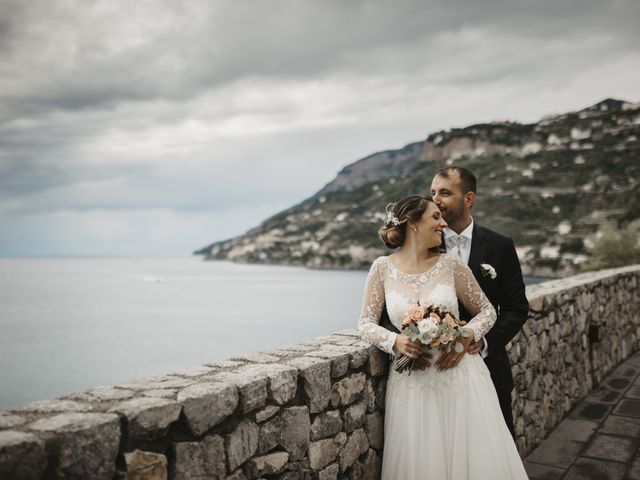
[{"left": 357, "top": 253, "right": 497, "bottom": 355}]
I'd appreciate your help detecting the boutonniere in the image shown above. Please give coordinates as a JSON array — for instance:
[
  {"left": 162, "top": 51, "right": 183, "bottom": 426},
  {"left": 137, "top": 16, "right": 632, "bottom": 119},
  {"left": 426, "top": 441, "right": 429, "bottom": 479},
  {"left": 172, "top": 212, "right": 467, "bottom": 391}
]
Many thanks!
[{"left": 480, "top": 263, "right": 497, "bottom": 279}]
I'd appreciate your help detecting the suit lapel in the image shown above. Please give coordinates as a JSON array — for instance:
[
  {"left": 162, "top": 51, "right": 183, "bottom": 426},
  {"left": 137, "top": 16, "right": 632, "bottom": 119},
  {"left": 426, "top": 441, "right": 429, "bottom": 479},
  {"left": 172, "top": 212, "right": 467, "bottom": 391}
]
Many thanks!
[{"left": 468, "top": 223, "right": 487, "bottom": 278}]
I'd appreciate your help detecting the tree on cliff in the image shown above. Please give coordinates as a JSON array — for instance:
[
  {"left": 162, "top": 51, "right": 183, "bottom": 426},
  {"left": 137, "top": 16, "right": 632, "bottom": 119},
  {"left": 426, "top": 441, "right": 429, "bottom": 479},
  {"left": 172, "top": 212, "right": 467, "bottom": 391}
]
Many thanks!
[{"left": 583, "top": 225, "right": 640, "bottom": 271}]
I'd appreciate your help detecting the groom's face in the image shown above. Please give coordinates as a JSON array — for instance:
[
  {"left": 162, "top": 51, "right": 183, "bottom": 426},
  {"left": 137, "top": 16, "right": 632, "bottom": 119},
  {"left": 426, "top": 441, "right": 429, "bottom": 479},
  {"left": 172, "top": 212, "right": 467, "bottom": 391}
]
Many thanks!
[{"left": 430, "top": 173, "right": 466, "bottom": 226}]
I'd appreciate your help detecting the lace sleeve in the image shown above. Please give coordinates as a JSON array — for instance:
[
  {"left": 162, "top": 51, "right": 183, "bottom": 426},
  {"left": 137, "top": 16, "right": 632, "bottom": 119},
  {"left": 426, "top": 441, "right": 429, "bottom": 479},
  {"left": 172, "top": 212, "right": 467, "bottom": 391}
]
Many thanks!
[
  {"left": 451, "top": 254, "right": 497, "bottom": 342},
  {"left": 357, "top": 258, "right": 397, "bottom": 355}
]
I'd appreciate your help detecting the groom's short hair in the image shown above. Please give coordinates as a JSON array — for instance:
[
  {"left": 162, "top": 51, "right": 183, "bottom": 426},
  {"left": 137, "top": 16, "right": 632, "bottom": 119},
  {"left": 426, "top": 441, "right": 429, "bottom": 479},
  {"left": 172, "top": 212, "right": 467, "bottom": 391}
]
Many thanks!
[{"left": 434, "top": 166, "right": 477, "bottom": 194}]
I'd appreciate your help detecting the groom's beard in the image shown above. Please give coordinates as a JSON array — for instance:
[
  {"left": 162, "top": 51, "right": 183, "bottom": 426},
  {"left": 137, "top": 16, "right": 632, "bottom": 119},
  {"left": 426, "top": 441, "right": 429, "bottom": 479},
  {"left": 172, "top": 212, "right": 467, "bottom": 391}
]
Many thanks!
[{"left": 440, "top": 204, "right": 465, "bottom": 226}]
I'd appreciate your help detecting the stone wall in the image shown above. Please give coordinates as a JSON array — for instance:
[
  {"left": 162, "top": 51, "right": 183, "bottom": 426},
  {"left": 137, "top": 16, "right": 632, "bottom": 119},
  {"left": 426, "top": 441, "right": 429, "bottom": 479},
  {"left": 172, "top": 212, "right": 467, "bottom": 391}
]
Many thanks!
[
  {"left": 0, "top": 264, "right": 638, "bottom": 480},
  {"left": 510, "top": 264, "right": 640, "bottom": 454}
]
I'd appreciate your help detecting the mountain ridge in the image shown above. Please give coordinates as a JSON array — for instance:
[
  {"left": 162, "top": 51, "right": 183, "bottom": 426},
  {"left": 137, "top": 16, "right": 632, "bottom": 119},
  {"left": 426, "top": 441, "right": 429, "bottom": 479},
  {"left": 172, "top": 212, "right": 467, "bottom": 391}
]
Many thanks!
[{"left": 195, "top": 98, "right": 640, "bottom": 277}]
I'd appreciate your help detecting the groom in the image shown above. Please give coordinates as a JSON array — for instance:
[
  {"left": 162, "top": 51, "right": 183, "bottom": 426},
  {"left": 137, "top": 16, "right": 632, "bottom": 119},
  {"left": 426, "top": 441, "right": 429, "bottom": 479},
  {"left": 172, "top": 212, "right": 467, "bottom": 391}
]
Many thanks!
[{"left": 381, "top": 166, "right": 529, "bottom": 437}]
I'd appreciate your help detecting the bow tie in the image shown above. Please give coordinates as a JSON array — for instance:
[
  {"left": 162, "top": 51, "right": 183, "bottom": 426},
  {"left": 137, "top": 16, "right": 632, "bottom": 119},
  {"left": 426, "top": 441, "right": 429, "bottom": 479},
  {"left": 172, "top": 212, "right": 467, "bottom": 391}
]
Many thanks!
[{"left": 448, "top": 235, "right": 467, "bottom": 257}]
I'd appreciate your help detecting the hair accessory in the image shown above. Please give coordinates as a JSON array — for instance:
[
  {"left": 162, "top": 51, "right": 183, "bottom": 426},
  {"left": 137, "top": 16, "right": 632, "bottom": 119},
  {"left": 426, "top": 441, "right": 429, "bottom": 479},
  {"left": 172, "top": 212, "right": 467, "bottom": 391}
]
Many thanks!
[{"left": 384, "top": 203, "right": 406, "bottom": 227}]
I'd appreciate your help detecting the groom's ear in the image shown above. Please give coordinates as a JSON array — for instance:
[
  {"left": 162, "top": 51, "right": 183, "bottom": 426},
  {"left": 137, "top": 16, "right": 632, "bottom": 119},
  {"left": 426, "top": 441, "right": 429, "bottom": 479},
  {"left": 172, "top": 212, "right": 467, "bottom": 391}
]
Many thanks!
[{"left": 464, "top": 191, "right": 476, "bottom": 209}]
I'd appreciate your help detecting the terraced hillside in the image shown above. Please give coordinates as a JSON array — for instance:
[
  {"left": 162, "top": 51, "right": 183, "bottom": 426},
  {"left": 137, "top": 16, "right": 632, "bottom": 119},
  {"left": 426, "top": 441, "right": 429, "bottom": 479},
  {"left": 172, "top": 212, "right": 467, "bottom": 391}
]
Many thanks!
[{"left": 195, "top": 99, "right": 640, "bottom": 277}]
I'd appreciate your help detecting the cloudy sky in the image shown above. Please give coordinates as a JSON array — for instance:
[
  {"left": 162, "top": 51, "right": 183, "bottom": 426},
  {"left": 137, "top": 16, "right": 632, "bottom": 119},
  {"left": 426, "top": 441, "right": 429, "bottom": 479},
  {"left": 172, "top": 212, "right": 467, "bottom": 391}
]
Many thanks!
[{"left": 1, "top": 0, "right": 638, "bottom": 256}]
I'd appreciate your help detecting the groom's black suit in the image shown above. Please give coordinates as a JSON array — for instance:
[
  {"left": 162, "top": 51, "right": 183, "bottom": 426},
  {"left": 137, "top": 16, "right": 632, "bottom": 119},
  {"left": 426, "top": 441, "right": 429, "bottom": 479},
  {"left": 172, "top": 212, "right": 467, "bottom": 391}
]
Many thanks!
[{"left": 380, "top": 223, "right": 529, "bottom": 437}]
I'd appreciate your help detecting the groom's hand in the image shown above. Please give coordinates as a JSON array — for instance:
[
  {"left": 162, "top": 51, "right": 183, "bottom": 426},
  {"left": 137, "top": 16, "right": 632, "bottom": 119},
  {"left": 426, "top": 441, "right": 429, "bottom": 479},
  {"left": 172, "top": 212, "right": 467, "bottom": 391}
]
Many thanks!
[
  {"left": 436, "top": 329, "right": 474, "bottom": 371},
  {"left": 468, "top": 338, "right": 485, "bottom": 355},
  {"left": 412, "top": 351, "right": 433, "bottom": 370},
  {"left": 435, "top": 349, "right": 462, "bottom": 371}
]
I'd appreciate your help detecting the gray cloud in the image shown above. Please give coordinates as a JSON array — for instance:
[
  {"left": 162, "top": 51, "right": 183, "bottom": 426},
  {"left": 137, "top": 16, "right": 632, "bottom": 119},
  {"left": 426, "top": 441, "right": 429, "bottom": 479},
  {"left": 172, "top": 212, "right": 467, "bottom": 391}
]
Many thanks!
[{"left": 0, "top": 0, "right": 639, "bottom": 255}]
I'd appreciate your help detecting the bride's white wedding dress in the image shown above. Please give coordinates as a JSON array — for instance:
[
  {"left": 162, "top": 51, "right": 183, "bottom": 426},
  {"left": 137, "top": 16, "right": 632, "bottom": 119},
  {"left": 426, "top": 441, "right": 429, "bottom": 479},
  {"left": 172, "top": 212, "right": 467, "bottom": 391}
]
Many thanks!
[{"left": 359, "top": 253, "right": 528, "bottom": 480}]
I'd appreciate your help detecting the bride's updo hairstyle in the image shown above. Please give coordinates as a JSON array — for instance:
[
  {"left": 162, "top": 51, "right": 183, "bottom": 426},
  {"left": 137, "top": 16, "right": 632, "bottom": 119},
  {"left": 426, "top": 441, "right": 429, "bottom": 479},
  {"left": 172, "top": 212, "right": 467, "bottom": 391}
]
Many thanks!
[{"left": 378, "top": 195, "right": 434, "bottom": 249}]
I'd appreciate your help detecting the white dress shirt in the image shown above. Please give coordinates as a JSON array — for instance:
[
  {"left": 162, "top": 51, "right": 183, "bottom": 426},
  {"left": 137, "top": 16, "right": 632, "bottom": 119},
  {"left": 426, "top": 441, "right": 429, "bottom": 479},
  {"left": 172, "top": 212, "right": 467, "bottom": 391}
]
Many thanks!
[
  {"left": 444, "top": 219, "right": 490, "bottom": 358},
  {"left": 444, "top": 220, "right": 474, "bottom": 265}
]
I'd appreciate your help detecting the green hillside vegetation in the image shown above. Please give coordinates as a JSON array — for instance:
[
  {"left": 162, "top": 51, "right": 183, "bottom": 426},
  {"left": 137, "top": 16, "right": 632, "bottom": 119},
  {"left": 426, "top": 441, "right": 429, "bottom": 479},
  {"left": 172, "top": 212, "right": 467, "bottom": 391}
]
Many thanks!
[{"left": 196, "top": 99, "right": 640, "bottom": 277}]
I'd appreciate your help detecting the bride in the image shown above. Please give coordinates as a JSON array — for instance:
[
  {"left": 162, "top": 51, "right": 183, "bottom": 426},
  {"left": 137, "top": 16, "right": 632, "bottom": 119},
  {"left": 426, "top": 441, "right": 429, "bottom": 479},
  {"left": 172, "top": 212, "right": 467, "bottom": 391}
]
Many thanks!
[{"left": 358, "top": 195, "right": 528, "bottom": 479}]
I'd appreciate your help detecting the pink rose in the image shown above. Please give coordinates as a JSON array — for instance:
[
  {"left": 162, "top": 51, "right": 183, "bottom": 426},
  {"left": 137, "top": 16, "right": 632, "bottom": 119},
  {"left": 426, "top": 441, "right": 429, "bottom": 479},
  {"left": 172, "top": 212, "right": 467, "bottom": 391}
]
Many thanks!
[
  {"left": 408, "top": 305, "right": 424, "bottom": 321},
  {"left": 444, "top": 314, "right": 456, "bottom": 328}
]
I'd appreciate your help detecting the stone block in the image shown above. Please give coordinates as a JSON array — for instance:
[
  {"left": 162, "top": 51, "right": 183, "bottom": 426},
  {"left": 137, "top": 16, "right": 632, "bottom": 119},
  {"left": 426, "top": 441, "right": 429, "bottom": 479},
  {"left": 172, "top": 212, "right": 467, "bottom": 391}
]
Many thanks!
[
  {"left": 241, "top": 364, "right": 298, "bottom": 405},
  {"left": 226, "top": 420, "right": 259, "bottom": 471},
  {"left": 348, "top": 345, "right": 369, "bottom": 369},
  {"left": 522, "top": 461, "right": 565, "bottom": 480},
  {"left": 244, "top": 451, "right": 289, "bottom": 478},
  {"left": 142, "top": 377, "right": 196, "bottom": 390},
  {"left": 613, "top": 399, "right": 640, "bottom": 418},
  {"left": 168, "top": 365, "right": 216, "bottom": 377},
  {"left": 624, "top": 385, "right": 640, "bottom": 400},
  {"left": 282, "top": 457, "right": 309, "bottom": 479},
  {"left": 628, "top": 454, "right": 640, "bottom": 480},
  {"left": 548, "top": 418, "right": 597, "bottom": 442},
  {"left": 374, "top": 378, "right": 386, "bottom": 411},
  {"left": 29, "top": 412, "right": 120, "bottom": 480},
  {"left": 362, "top": 449, "right": 381, "bottom": 480},
  {"left": 108, "top": 397, "right": 181, "bottom": 441},
  {"left": 225, "top": 469, "right": 248, "bottom": 480},
  {"left": 87, "top": 386, "right": 136, "bottom": 401},
  {"left": 339, "top": 429, "right": 369, "bottom": 472},
  {"left": 0, "top": 430, "right": 47, "bottom": 480},
  {"left": 585, "top": 385, "right": 623, "bottom": 404},
  {"left": 310, "top": 410, "right": 342, "bottom": 441},
  {"left": 308, "top": 432, "right": 346, "bottom": 471},
  {"left": 287, "top": 357, "right": 332, "bottom": 413},
  {"left": 529, "top": 295, "right": 544, "bottom": 312},
  {"left": 362, "top": 379, "right": 376, "bottom": 413},
  {"left": 331, "top": 373, "right": 366, "bottom": 407},
  {"left": 600, "top": 414, "right": 640, "bottom": 438},
  {"left": 178, "top": 382, "right": 239, "bottom": 436},
  {"left": 124, "top": 450, "right": 167, "bottom": 480},
  {"left": 172, "top": 436, "right": 226, "bottom": 480},
  {"left": 346, "top": 460, "right": 363, "bottom": 479},
  {"left": 364, "top": 412, "right": 383, "bottom": 450},
  {"left": 279, "top": 406, "right": 310, "bottom": 461},
  {"left": 142, "top": 389, "right": 176, "bottom": 399},
  {"left": 342, "top": 400, "right": 366, "bottom": 432},
  {"left": 215, "top": 371, "right": 268, "bottom": 414},
  {"left": 526, "top": 437, "right": 583, "bottom": 469},
  {"left": 563, "top": 457, "right": 626, "bottom": 480},
  {"left": 231, "top": 352, "right": 281, "bottom": 363},
  {"left": 278, "top": 472, "right": 300, "bottom": 480},
  {"left": 255, "top": 405, "right": 280, "bottom": 423},
  {"left": 318, "top": 463, "right": 339, "bottom": 480},
  {"left": 569, "top": 401, "right": 612, "bottom": 421},
  {"left": 305, "top": 349, "right": 350, "bottom": 378},
  {"left": 367, "top": 347, "right": 388, "bottom": 377},
  {"left": 582, "top": 433, "right": 635, "bottom": 463},
  {"left": 12, "top": 399, "right": 93, "bottom": 414},
  {"left": 258, "top": 415, "right": 281, "bottom": 455}
]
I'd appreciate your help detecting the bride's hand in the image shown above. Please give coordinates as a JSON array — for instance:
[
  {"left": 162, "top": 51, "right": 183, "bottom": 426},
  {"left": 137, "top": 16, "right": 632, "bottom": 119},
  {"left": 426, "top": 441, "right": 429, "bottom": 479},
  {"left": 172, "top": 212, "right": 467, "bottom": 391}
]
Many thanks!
[
  {"left": 394, "top": 334, "right": 424, "bottom": 360},
  {"left": 435, "top": 328, "right": 474, "bottom": 371}
]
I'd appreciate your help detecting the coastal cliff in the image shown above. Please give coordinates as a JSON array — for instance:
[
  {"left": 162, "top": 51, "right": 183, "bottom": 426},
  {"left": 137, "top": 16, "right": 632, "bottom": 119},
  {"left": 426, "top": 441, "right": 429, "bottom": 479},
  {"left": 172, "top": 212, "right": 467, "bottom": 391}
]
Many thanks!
[{"left": 195, "top": 99, "right": 640, "bottom": 277}]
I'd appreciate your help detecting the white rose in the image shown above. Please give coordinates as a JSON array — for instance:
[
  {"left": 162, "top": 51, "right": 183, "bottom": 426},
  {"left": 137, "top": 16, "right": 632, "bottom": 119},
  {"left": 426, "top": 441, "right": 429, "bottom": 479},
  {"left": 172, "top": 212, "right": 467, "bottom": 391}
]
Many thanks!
[
  {"left": 480, "top": 263, "right": 497, "bottom": 279},
  {"left": 416, "top": 318, "right": 439, "bottom": 343}
]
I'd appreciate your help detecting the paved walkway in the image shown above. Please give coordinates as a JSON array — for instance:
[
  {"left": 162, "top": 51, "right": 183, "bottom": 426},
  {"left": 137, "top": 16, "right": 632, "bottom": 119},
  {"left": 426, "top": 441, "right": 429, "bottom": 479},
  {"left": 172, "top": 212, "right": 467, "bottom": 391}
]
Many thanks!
[{"left": 524, "top": 351, "right": 640, "bottom": 480}]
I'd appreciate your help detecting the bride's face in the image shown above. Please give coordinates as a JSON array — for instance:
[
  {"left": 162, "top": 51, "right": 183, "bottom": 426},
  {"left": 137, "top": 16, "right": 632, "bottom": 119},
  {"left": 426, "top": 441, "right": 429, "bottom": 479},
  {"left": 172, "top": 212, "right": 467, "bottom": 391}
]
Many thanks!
[{"left": 413, "top": 202, "right": 447, "bottom": 248}]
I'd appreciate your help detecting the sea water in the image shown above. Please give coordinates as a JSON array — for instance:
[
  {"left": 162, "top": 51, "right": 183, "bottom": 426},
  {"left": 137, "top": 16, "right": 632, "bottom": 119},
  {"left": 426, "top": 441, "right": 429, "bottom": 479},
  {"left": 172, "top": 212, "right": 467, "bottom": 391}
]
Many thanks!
[
  {"left": 0, "top": 256, "right": 367, "bottom": 410},
  {"left": 0, "top": 256, "right": 546, "bottom": 411}
]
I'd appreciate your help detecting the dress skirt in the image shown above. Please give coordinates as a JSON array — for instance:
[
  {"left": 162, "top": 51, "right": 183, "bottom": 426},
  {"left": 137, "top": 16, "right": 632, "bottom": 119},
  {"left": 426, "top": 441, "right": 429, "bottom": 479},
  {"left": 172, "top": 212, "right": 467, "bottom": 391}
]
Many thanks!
[{"left": 381, "top": 352, "right": 529, "bottom": 479}]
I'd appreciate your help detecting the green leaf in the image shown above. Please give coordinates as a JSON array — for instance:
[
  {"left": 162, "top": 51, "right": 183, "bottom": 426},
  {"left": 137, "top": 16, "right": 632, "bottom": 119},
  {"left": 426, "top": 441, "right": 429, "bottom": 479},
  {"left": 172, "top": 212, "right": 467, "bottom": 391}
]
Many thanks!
[{"left": 454, "top": 343, "right": 464, "bottom": 353}]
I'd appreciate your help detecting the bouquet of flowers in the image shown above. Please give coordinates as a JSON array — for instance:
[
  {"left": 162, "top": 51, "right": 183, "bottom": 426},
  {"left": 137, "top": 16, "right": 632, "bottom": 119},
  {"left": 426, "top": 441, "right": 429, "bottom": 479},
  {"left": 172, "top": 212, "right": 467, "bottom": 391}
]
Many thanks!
[{"left": 395, "top": 302, "right": 471, "bottom": 374}]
